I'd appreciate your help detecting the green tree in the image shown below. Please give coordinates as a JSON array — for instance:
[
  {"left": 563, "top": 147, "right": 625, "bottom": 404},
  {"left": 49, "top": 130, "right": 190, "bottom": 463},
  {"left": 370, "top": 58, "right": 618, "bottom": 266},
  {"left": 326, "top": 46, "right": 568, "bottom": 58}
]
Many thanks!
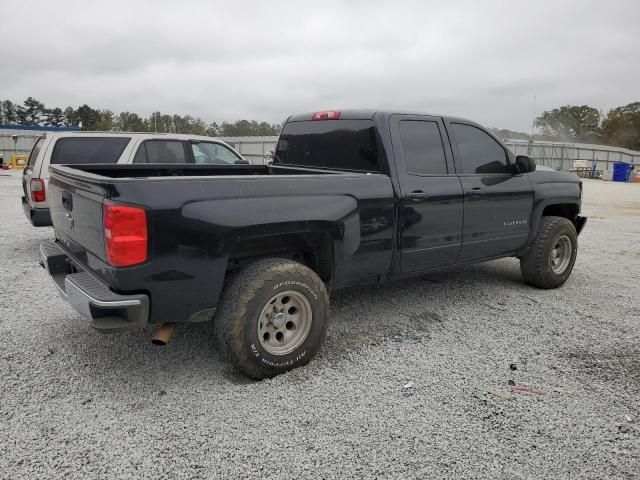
[
  {"left": 218, "top": 119, "right": 280, "bottom": 136},
  {"left": 601, "top": 102, "right": 640, "bottom": 151},
  {"left": 63, "top": 107, "right": 78, "bottom": 127},
  {"left": 45, "top": 107, "right": 65, "bottom": 127},
  {"left": 190, "top": 118, "right": 208, "bottom": 136},
  {"left": 75, "top": 104, "right": 100, "bottom": 130},
  {"left": 115, "top": 112, "right": 147, "bottom": 132},
  {"left": 16, "top": 97, "right": 46, "bottom": 125},
  {"left": 207, "top": 122, "right": 222, "bottom": 136},
  {"left": 95, "top": 109, "right": 115, "bottom": 131},
  {"left": 172, "top": 114, "right": 191, "bottom": 134},
  {"left": 534, "top": 105, "right": 600, "bottom": 142},
  {"left": 2, "top": 100, "right": 17, "bottom": 124},
  {"left": 159, "top": 114, "right": 174, "bottom": 133}
]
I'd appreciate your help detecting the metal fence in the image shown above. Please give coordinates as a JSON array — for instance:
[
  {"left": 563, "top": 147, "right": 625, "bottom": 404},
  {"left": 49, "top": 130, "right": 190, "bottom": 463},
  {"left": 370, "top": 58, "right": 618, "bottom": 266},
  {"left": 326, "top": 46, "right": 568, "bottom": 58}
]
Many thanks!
[
  {"left": 0, "top": 126, "right": 80, "bottom": 166},
  {"left": 0, "top": 132, "right": 42, "bottom": 165},
  {"left": 219, "top": 136, "right": 278, "bottom": 164},
  {"left": 502, "top": 139, "right": 640, "bottom": 172}
]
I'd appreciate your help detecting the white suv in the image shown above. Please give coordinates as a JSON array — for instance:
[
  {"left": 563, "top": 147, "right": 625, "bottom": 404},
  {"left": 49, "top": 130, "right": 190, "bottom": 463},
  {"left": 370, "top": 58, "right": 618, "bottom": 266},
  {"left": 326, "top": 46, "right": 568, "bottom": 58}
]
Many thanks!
[{"left": 22, "top": 132, "right": 246, "bottom": 226}]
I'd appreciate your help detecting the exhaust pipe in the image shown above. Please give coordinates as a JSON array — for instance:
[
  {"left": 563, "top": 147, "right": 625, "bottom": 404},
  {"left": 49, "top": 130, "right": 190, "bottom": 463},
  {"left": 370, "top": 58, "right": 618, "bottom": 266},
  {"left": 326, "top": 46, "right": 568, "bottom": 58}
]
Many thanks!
[{"left": 151, "top": 323, "right": 176, "bottom": 346}]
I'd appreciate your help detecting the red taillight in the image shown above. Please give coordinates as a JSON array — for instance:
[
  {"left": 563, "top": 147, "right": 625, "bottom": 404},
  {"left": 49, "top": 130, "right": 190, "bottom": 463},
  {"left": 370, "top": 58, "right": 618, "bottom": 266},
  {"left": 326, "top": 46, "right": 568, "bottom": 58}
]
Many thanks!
[
  {"left": 30, "top": 178, "right": 46, "bottom": 202},
  {"left": 103, "top": 202, "right": 148, "bottom": 267},
  {"left": 311, "top": 111, "right": 341, "bottom": 120}
]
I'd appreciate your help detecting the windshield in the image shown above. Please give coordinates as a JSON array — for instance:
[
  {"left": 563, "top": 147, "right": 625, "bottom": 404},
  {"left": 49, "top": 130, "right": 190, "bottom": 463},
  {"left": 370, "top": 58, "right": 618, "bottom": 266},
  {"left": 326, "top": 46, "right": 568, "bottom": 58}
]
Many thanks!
[
  {"left": 191, "top": 142, "right": 241, "bottom": 164},
  {"left": 274, "top": 119, "right": 381, "bottom": 172}
]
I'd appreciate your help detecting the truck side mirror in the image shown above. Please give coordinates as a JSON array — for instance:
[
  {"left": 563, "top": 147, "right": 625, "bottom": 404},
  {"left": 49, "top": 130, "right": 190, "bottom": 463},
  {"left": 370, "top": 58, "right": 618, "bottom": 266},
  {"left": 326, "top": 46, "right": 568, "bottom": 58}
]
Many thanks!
[{"left": 515, "top": 155, "right": 536, "bottom": 174}]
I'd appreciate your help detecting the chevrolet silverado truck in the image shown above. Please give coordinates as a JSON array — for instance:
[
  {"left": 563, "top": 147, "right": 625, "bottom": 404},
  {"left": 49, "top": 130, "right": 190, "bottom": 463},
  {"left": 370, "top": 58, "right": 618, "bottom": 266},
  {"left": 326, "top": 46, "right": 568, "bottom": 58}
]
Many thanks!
[{"left": 40, "top": 110, "right": 587, "bottom": 379}]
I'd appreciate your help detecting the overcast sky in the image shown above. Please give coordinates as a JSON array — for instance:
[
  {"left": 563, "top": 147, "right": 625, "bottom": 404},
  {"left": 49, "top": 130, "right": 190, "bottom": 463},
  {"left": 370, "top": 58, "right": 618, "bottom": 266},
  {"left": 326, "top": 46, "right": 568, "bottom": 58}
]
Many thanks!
[{"left": 2, "top": 0, "right": 638, "bottom": 131}]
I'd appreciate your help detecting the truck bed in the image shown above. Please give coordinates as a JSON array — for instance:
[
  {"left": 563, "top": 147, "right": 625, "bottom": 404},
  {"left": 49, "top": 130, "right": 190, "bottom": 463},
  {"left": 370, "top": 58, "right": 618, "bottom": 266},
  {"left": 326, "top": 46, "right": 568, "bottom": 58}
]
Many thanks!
[
  {"left": 46, "top": 163, "right": 395, "bottom": 328},
  {"left": 51, "top": 163, "right": 346, "bottom": 180}
]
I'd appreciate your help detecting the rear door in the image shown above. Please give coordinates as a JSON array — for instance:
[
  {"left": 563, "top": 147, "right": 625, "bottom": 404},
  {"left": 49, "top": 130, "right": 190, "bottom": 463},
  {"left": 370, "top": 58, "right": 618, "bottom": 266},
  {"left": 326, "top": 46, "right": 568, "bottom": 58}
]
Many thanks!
[
  {"left": 447, "top": 121, "right": 534, "bottom": 261},
  {"left": 390, "top": 114, "right": 464, "bottom": 272}
]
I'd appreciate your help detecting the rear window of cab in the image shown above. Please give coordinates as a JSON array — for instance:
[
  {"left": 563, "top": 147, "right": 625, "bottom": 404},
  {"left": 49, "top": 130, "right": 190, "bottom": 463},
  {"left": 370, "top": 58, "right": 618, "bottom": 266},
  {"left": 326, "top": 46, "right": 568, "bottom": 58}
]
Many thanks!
[
  {"left": 51, "top": 137, "right": 130, "bottom": 164},
  {"left": 274, "top": 120, "right": 381, "bottom": 172}
]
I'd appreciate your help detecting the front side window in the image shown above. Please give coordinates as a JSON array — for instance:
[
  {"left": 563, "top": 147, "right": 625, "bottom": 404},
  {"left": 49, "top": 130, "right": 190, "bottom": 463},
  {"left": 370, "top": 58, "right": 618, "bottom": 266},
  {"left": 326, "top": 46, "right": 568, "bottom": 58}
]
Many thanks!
[
  {"left": 275, "top": 120, "right": 381, "bottom": 172},
  {"left": 50, "top": 137, "right": 130, "bottom": 164},
  {"left": 133, "top": 140, "right": 188, "bottom": 164},
  {"left": 399, "top": 120, "right": 448, "bottom": 175},
  {"left": 27, "top": 137, "right": 44, "bottom": 168},
  {"left": 191, "top": 142, "right": 240, "bottom": 164},
  {"left": 451, "top": 123, "right": 509, "bottom": 174}
]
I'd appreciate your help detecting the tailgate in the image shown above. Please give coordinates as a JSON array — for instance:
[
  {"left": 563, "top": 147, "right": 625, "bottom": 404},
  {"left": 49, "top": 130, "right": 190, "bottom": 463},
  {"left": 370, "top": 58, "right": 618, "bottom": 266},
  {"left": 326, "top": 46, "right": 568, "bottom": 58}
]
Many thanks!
[{"left": 48, "top": 167, "right": 108, "bottom": 263}]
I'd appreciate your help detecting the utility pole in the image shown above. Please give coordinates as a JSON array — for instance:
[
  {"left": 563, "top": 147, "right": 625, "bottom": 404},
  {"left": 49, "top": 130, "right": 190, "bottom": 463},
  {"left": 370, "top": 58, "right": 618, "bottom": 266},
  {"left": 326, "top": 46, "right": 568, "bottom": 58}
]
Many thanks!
[{"left": 528, "top": 94, "right": 537, "bottom": 156}]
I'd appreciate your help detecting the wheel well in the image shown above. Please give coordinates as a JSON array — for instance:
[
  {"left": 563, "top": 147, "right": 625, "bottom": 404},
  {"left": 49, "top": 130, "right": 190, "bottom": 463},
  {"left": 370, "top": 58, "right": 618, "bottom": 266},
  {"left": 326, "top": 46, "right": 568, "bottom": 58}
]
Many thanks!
[
  {"left": 226, "top": 232, "right": 334, "bottom": 283},
  {"left": 542, "top": 203, "right": 578, "bottom": 222}
]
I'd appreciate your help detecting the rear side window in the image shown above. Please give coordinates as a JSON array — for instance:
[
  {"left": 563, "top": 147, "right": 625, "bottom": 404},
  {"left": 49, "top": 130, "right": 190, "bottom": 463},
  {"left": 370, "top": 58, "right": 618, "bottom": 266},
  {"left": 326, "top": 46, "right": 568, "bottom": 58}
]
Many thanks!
[
  {"left": 399, "top": 120, "right": 448, "bottom": 175},
  {"left": 451, "top": 123, "right": 509, "bottom": 174},
  {"left": 50, "top": 137, "right": 130, "bottom": 164},
  {"left": 133, "top": 140, "right": 188, "bottom": 164},
  {"left": 275, "top": 120, "right": 381, "bottom": 172},
  {"left": 27, "top": 137, "right": 44, "bottom": 168}
]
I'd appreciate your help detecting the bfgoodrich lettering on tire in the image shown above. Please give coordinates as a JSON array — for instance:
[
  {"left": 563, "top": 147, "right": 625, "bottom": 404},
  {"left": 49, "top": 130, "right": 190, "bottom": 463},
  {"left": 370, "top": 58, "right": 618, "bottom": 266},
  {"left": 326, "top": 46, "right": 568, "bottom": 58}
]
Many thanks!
[
  {"left": 520, "top": 216, "right": 578, "bottom": 289},
  {"left": 215, "top": 258, "right": 329, "bottom": 379}
]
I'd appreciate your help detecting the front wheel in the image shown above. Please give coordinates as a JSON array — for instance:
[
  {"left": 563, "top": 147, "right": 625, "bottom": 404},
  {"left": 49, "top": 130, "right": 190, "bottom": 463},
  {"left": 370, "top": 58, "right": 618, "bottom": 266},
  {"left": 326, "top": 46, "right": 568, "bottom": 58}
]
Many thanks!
[
  {"left": 520, "top": 216, "right": 578, "bottom": 289},
  {"left": 215, "top": 258, "right": 329, "bottom": 379}
]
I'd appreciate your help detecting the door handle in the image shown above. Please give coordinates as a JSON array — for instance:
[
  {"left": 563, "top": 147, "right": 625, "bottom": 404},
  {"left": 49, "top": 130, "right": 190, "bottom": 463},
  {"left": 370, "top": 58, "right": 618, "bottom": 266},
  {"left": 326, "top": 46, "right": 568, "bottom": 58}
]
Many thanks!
[
  {"left": 466, "top": 188, "right": 485, "bottom": 196},
  {"left": 406, "top": 190, "right": 429, "bottom": 201}
]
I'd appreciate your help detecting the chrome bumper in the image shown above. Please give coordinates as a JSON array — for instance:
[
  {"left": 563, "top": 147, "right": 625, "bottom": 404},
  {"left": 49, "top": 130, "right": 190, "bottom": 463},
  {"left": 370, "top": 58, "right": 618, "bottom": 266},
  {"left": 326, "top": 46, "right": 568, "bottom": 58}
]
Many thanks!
[{"left": 39, "top": 240, "right": 149, "bottom": 333}]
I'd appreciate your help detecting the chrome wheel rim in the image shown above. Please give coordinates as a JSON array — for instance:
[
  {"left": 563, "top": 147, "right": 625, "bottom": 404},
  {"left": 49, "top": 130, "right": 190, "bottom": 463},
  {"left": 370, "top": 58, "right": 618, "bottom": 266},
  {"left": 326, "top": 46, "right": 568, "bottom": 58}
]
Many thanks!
[
  {"left": 550, "top": 234, "right": 572, "bottom": 274},
  {"left": 257, "top": 290, "right": 312, "bottom": 355}
]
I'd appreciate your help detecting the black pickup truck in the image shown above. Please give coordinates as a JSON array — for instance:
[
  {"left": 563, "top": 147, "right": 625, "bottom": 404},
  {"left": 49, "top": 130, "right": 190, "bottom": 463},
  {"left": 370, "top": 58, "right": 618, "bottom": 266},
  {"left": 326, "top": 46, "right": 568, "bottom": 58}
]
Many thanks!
[{"left": 41, "top": 110, "right": 586, "bottom": 379}]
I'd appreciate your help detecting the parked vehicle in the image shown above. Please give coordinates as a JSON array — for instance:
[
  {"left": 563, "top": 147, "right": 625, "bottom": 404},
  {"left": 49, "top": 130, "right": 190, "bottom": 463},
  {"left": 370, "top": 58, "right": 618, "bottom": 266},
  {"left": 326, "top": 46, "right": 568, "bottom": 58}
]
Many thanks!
[
  {"left": 40, "top": 110, "right": 586, "bottom": 379},
  {"left": 22, "top": 132, "right": 247, "bottom": 226}
]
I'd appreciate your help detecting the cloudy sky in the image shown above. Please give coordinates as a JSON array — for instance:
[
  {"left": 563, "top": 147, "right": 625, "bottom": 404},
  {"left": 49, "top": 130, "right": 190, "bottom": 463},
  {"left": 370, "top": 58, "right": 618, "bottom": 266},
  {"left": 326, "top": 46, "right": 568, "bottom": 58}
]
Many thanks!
[{"left": 2, "top": 0, "right": 638, "bottom": 131}]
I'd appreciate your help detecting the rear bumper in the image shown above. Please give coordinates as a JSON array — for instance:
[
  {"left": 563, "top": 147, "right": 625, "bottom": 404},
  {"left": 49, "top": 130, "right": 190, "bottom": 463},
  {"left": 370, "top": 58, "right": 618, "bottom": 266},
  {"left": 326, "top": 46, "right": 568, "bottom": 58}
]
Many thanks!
[
  {"left": 22, "top": 196, "right": 52, "bottom": 227},
  {"left": 576, "top": 215, "right": 587, "bottom": 235},
  {"left": 39, "top": 240, "right": 149, "bottom": 333}
]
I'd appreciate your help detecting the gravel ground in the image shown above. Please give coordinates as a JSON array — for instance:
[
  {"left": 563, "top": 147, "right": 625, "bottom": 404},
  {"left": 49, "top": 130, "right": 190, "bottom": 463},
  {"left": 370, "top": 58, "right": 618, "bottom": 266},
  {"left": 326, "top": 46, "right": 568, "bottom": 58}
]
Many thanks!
[{"left": 1, "top": 172, "right": 638, "bottom": 479}]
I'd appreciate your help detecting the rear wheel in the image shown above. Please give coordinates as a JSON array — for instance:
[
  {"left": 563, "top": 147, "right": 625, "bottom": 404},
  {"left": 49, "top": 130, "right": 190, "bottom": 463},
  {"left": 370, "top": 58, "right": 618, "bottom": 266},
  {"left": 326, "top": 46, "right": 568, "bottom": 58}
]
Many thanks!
[
  {"left": 215, "top": 258, "right": 329, "bottom": 379},
  {"left": 520, "top": 216, "right": 578, "bottom": 289}
]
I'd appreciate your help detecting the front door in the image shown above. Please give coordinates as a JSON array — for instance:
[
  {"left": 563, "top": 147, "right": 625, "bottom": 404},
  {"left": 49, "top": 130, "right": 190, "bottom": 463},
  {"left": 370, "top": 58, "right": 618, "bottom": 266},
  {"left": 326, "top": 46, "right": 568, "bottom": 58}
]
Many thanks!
[
  {"left": 390, "top": 115, "right": 464, "bottom": 272},
  {"left": 446, "top": 121, "right": 534, "bottom": 262}
]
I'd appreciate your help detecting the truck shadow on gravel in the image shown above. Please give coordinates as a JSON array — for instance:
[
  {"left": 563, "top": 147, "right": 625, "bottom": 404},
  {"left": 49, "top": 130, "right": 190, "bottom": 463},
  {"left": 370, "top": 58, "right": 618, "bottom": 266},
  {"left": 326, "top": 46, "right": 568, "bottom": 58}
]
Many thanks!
[
  {"left": 63, "top": 259, "right": 535, "bottom": 385},
  {"left": 323, "top": 260, "right": 526, "bottom": 360}
]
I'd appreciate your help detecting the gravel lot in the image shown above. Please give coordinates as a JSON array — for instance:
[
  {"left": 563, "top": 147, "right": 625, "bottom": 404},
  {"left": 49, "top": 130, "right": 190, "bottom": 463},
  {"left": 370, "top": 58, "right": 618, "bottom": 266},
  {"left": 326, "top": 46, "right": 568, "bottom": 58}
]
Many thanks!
[{"left": 1, "top": 172, "right": 638, "bottom": 479}]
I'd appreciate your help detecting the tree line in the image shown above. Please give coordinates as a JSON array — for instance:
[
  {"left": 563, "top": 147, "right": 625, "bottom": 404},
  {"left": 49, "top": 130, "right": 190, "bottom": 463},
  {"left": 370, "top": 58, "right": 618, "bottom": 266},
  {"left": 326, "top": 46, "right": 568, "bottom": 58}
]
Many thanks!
[
  {"left": 532, "top": 103, "right": 640, "bottom": 151},
  {"left": 492, "top": 103, "right": 639, "bottom": 151},
  {"left": 0, "top": 97, "right": 281, "bottom": 137},
  {"left": 1, "top": 97, "right": 639, "bottom": 150}
]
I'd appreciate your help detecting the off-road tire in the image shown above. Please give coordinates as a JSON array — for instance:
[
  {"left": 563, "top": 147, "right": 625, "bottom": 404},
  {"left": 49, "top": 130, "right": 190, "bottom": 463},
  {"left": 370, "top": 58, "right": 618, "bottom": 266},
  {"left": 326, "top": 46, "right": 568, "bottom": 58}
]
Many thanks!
[
  {"left": 214, "top": 258, "right": 329, "bottom": 379},
  {"left": 520, "top": 216, "right": 578, "bottom": 289}
]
